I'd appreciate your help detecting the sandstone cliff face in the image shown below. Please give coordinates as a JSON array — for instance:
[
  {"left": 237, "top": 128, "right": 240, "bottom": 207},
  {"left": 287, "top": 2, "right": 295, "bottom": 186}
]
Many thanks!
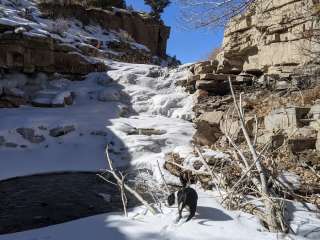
[
  {"left": 218, "top": 0, "right": 320, "bottom": 76},
  {"left": 0, "top": 33, "right": 106, "bottom": 75},
  {"left": 39, "top": 3, "right": 170, "bottom": 58}
]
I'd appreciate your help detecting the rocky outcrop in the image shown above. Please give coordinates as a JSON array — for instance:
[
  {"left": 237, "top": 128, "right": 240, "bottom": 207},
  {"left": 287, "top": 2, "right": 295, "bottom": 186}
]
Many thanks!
[
  {"left": 39, "top": 3, "right": 170, "bottom": 57},
  {"left": 217, "top": 0, "right": 320, "bottom": 76},
  {"left": 0, "top": 33, "right": 107, "bottom": 75}
]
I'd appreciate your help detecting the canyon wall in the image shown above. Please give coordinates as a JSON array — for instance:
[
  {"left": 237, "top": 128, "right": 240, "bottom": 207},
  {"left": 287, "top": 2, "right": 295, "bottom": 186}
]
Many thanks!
[
  {"left": 217, "top": 0, "right": 320, "bottom": 76},
  {"left": 39, "top": 3, "right": 170, "bottom": 58}
]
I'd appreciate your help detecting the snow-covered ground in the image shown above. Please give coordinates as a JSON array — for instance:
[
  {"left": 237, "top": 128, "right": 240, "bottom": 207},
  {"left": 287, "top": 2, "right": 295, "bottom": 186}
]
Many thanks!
[{"left": 0, "top": 188, "right": 318, "bottom": 240}]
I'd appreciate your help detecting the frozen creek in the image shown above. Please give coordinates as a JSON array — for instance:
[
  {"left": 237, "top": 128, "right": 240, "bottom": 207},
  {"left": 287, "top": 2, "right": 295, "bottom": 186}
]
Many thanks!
[
  {"left": 0, "top": 61, "right": 319, "bottom": 240},
  {"left": 0, "top": 61, "right": 195, "bottom": 181}
]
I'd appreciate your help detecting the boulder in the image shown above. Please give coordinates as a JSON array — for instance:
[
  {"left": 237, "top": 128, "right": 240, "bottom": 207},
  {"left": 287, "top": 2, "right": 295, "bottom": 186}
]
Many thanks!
[
  {"left": 195, "top": 80, "right": 229, "bottom": 95},
  {"left": 3, "top": 88, "right": 26, "bottom": 98},
  {"left": 199, "top": 74, "right": 236, "bottom": 81},
  {"left": 49, "top": 125, "right": 75, "bottom": 137},
  {"left": 0, "top": 96, "right": 28, "bottom": 108},
  {"left": 220, "top": 116, "right": 255, "bottom": 142},
  {"left": 193, "top": 120, "right": 222, "bottom": 146},
  {"left": 196, "top": 111, "right": 224, "bottom": 126},
  {"left": 16, "top": 128, "right": 45, "bottom": 144},
  {"left": 192, "top": 89, "right": 209, "bottom": 104},
  {"left": 5, "top": 142, "right": 18, "bottom": 148},
  {"left": 257, "top": 132, "right": 285, "bottom": 149},
  {"left": 52, "top": 91, "right": 73, "bottom": 107},
  {"left": 127, "top": 128, "right": 167, "bottom": 136},
  {"left": 264, "top": 107, "right": 310, "bottom": 132},
  {"left": 90, "top": 130, "right": 108, "bottom": 137},
  {"left": 0, "top": 136, "right": 5, "bottom": 146},
  {"left": 194, "top": 65, "right": 216, "bottom": 75},
  {"left": 288, "top": 138, "right": 317, "bottom": 153}
]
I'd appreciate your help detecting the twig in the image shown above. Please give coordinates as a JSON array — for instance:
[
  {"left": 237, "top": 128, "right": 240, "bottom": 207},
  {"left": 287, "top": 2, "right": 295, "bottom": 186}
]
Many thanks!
[
  {"left": 101, "top": 145, "right": 157, "bottom": 215},
  {"left": 194, "top": 145, "right": 223, "bottom": 197},
  {"left": 156, "top": 160, "right": 170, "bottom": 194},
  {"left": 227, "top": 77, "right": 287, "bottom": 232}
]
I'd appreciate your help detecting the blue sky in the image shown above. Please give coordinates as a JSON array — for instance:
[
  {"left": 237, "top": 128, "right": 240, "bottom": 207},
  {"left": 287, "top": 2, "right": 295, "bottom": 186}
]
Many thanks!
[{"left": 126, "top": 0, "right": 224, "bottom": 63}]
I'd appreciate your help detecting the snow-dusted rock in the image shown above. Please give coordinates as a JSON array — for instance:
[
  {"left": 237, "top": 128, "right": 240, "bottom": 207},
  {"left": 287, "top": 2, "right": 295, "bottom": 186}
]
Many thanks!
[
  {"left": 98, "top": 88, "right": 121, "bottom": 102},
  {"left": 0, "top": 136, "right": 5, "bottom": 146},
  {"left": 117, "top": 103, "right": 130, "bottom": 117},
  {"left": 90, "top": 130, "right": 108, "bottom": 137},
  {"left": 49, "top": 78, "right": 72, "bottom": 89},
  {"left": 49, "top": 126, "right": 75, "bottom": 137},
  {"left": 0, "top": 73, "right": 28, "bottom": 89},
  {"left": 3, "top": 87, "right": 26, "bottom": 97},
  {"left": 14, "top": 26, "right": 27, "bottom": 34},
  {"left": 146, "top": 68, "right": 162, "bottom": 78},
  {"left": 16, "top": 128, "right": 45, "bottom": 144},
  {"left": 31, "top": 96, "right": 52, "bottom": 107},
  {"left": 4, "top": 142, "right": 18, "bottom": 148},
  {"left": 32, "top": 90, "right": 73, "bottom": 107},
  {"left": 52, "top": 91, "right": 73, "bottom": 107},
  {"left": 114, "top": 122, "right": 137, "bottom": 135}
]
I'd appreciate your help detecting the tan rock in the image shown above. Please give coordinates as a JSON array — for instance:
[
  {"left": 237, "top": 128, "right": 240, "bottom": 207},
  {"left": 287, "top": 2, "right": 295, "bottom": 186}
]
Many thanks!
[
  {"left": 264, "top": 107, "right": 310, "bottom": 132},
  {"left": 199, "top": 74, "right": 236, "bottom": 81},
  {"left": 193, "top": 120, "right": 222, "bottom": 146},
  {"left": 194, "top": 65, "right": 216, "bottom": 75},
  {"left": 197, "top": 111, "right": 224, "bottom": 126},
  {"left": 195, "top": 80, "right": 229, "bottom": 95},
  {"left": 218, "top": 0, "right": 320, "bottom": 74}
]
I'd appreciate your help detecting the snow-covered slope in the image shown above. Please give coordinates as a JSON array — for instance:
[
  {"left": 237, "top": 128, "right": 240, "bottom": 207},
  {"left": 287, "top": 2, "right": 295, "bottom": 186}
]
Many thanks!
[{"left": 0, "top": 61, "right": 194, "bottom": 180}]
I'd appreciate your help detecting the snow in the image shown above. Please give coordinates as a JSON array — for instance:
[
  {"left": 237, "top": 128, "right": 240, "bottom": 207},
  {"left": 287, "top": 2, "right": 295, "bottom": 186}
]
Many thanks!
[
  {"left": 0, "top": 190, "right": 280, "bottom": 240},
  {"left": 0, "top": 61, "right": 194, "bottom": 181},
  {"left": 0, "top": 0, "right": 150, "bottom": 57},
  {"left": 0, "top": 188, "right": 318, "bottom": 240}
]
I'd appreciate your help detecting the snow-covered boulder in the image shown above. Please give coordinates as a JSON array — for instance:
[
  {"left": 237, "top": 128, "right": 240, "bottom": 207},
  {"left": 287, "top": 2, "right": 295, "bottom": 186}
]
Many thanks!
[
  {"left": 16, "top": 128, "right": 45, "bottom": 144},
  {"left": 0, "top": 136, "right": 5, "bottom": 146},
  {"left": 32, "top": 91, "right": 73, "bottom": 107},
  {"left": 3, "top": 88, "right": 26, "bottom": 98},
  {"left": 52, "top": 91, "right": 73, "bottom": 107},
  {"left": 49, "top": 125, "right": 76, "bottom": 137}
]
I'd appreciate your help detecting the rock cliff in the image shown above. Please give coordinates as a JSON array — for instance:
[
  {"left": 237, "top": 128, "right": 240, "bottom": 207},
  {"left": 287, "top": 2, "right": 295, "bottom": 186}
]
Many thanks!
[
  {"left": 39, "top": 3, "right": 170, "bottom": 58},
  {"left": 217, "top": 0, "right": 320, "bottom": 76}
]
